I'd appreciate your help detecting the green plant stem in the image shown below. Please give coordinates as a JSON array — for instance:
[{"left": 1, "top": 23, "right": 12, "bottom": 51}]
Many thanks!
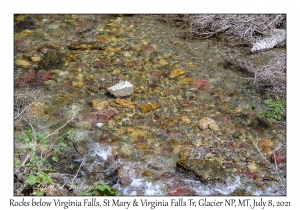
[{"left": 23, "top": 117, "right": 37, "bottom": 159}]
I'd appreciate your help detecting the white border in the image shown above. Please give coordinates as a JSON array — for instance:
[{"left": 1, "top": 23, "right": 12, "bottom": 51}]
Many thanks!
[{"left": 2, "top": 0, "right": 299, "bottom": 209}]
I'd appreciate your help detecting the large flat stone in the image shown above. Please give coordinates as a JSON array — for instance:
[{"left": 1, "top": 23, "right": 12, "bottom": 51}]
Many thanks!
[
  {"left": 176, "top": 159, "right": 226, "bottom": 184},
  {"left": 107, "top": 81, "right": 134, "bottom": 97}
]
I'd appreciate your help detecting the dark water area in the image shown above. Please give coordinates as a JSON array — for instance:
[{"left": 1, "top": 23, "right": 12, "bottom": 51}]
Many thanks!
[{"left": 14, "top": 14, "right": 286, "bottom": 196}]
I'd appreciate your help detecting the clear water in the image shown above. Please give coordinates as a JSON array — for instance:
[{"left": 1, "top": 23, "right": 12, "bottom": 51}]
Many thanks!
[{"left": 14, "top": 14, "right": 286, "bottom": 196}]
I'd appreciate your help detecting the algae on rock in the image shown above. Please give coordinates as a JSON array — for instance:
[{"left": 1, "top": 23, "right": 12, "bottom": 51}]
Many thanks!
[{"left": 176, "top": 159, "right": 227, "bottom": 184}]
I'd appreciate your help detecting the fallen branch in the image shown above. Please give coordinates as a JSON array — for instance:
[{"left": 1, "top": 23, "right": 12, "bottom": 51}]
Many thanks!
[
  {"left": 185, "top": 14, "right": 286, "bottom": 50},
  {"left": 251, "top": 29, "right": 286, "bottom": 53}
]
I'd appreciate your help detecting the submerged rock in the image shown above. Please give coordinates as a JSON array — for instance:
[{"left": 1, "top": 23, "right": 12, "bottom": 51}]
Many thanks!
[
  {"left": 113, "top": 98, "right": 136, "bottom": 108},
  {"left": 38, "top": 49, "right": 65, "bottom": 70},
  {"left": 15, "top": 58, "right": 32, "bottom": 68},
  {"left": 169, "top": 68, "right": 185, "bottom": 78},
  {"left": 15, "top": 20, "right": 35, "bottom": 33},
  {"left": 78, "top": 107, "right": 119, "bottom": 125},
  {"left": 15, "top": 69, "right": 37, "bottom": 85},
  {"left": 91, "top": 100, "right": 109, "bottom": 110},
  {"left": 198, "top": 117, "right": 220, "bottom": 130},
  {"left": 69, "top": 41, "right": 106, "bottom": 50},
  {"left": 176, "top": 159, "right": 226, "bottom": 184},
  {"left": 167, "top": 184, "right": 197, "bottom": 196},
  {"left": 107, "top": 81, "right": 134, "bottom": 97},
  {"left": 272, "top": 151, "right": 286, "bottom": 164},
  {"left": 140, "top": 102, "right": 159, "bottom": 113}
]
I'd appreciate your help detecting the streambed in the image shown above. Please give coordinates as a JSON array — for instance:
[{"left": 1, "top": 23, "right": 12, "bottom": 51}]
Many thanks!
[{"left": 14, "top": 14, "right": 286, "bottom": 196}]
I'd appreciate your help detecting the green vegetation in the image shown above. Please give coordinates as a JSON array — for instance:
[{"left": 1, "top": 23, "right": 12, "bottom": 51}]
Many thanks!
[
  {"left": 80, "top": 182, "right": 117, "bottom": 196},
  {"left": 15, "top": 129, "right": 68, "bottom": 171},
  {"left": 246, "top": 104, "right": 256, "bottom": 110},
  {"left": 259, "top": 97, "right": 286, "bottom": 121},
  {"left": 15, "top": 127, "right": 117, "bottom": 196},
  {"left": 14, "top": 128, "right": 69, "bottom": 195},
  {"left": 25, "top": 172, "right": 54, "bottom": 196}
]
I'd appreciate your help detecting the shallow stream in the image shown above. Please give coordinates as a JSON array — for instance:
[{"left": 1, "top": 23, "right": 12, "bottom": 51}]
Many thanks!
[{"left": 14, "top": 14, "right": 286, "bottom": 196}]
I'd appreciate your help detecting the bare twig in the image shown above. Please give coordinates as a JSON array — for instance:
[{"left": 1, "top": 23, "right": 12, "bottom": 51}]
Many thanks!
[
  {"left": 71, "top": 156, "right": 86, "bottom": 185},
  {"left": 225, "top": 49, "right": 286, "bottom": 97},
  {"left": 45, "top": 114, "right": 76, "bottom": 138},
  {"left": 185, "top": 14, "right": 285, "bottom": 48},
  {"left": 252, "top": 139, "right": 286, "bottom": 191},
  {"left": 14, "top": 102, "right": 34, "bottom": 120}
]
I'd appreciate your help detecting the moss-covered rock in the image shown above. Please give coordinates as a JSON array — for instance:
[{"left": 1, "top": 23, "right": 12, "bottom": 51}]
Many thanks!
[{"left": 38, "top": 49, "right": 65, "bottom": 70}]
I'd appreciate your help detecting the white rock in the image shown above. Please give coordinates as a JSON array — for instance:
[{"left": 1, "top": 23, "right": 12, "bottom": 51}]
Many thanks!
[
  {"left": 59, "top": 71, "right": 68, "bottom": 76},
  {"left": 107, "top": 81, "right": 134, "bottom": 97},
  {"left": 96, "top": 123, "right": 104, "bottom": 128}
]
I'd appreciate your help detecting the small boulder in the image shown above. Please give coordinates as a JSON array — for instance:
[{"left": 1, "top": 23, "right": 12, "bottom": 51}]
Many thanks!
[
  {"left": 107, "top": 81, "right": 134, "bottom": 97},
  {"left": 15, "top": 69, "right": 37, "bottom": 85},
  {"left": 38, "top": 49, "right": 65, "bottom": 70},
  {"left": 177, "top": 159, "right": 226, "bottom": 184},
  {"left": 198, "top": 117, "right": 220, "bottom": 130},
  {"left": 78, "top": 107, "right": 119, "bottom": 125}
]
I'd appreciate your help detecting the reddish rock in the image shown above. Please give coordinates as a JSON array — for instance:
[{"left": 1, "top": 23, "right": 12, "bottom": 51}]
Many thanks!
[
  {"left": 167, "top": 185, "right": 196, "bottom": 196},
  {"left": 114, "top": 58, "right": 122, "bottom": 63},
  {"left": 149, "top": 71, "right": 160, "bottom": 76},
  {"left": 238, "top": 143, "right": 250, "bottom": 148},
  {"left": 37, "top": 46, "right": 48, "bottom": 54},
  {"left": 221, "top": 114, "right": 234, "bottom": 124},
  {"left": 163, "top": 53, "right": 173, "bottom": 58},
  {"left": 161, "top": 172, "right": 175, "bottom": 178},
  {"left": 272, "top": 152, "right": 286, "bottom": 164},
  {"left": 194, "top": 78, "right": 210, "bottom": 90},
  {"left": 123, "top": 62, "right": 133, "bottom": 67},
  {"left": 113, "top": 77, "right": 121, "bottom": 83},
  {"left": 222, "top": 161, "right": 234, "bottom": 168},
  {"left": 37, "top": 72, "right": 52, "bottom": 80},
  {"left": 169, "top": 132, "right": 180, "bottom": 138},
  {"left": 241, "top": 170, "right": 258, "bottom": 179},
  {"left": 141, "top": 45, "right": 156, "bottom": 55},
  {"left": 15, "top": 39, "right": 31, "bottom": 53},
  {"left": 75, "top": 21, "right": 93, "bottom": 33},
  {"left": 78, "top": 107, "right": 119, "bottom": 125},
  {"left": 118, "top": 168, "right": 131, "bottom": 185},
  {"left": 15, "top": 69, "right": 37, "bottom": 85},
  {"left": 94, "top": 61, "right": 111, "bottom": 68},
  {"left": 77, "top": 62, "right": 86, "bottom": 68},
  {"left": 162, "top": 147, "right": 173, "bottom": 153},
  {"left": 62, "top": 82, "right": 72, "bottom": 94}
]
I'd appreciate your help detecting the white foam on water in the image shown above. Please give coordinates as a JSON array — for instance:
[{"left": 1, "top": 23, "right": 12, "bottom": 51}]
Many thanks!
[
  {"left": 213, "top": 176, "right": 241, "bottom": 195},
  {"left": 179, "top": 176, "right": 242, "bottom": 196},
  {"left": 83, "top": 146, "right": 248, "bottom": 196},
  {"left": 88, "top": 142, "right": 112, "bottom": 161},
  {"left": 112, "top": 161, "right": 164, "bottom": 195},
  {"left": 145, "top": 181, "right": 163, "bottom": 195},
  {"left": 114, "top": 178, "right": 163, "bottom": 196},
  {"left": 112, "top": 157, "right": 243, "bottom": 195},
  {"left": 250, "top": 186, "right": 286, "bottom": 196}
]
